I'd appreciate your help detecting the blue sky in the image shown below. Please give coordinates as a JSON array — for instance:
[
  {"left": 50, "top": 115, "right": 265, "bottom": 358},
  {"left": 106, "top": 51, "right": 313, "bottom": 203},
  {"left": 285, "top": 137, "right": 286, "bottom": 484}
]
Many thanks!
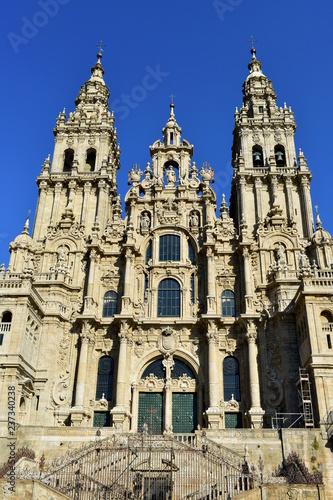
[{"left": 1, "top": 0, "right": 332, "bottom": 266}]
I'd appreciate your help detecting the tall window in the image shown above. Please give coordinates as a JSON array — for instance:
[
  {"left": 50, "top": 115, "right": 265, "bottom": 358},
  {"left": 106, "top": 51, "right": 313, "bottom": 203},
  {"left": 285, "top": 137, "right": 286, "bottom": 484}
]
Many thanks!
[
  {"left": 159, "top": 235, "right": 180, "bottom": 261},
  {"left": 221, "top": 290, "right": 235, "bottom": 317},
  {"left": 252, "top": 145, "right": 263, "bottom": 167},
  {"left": 188, "top": 241, "right": 195, "bottom": 264},
  {"left": 63, "top": 148, "right": 74, "bottom": 171},
  {"left": 145, "top": 241, "right": 152, "bottom": 264},
  {"left": 0, "top": 311, "right": 12, "bottom": 346},
  {"left": 95, "top": 356, "right": 114, "bottom": 401},
  {"left": 157, "top": 279, "right": 180, "bottom": 317},
  {"left": 102, "top": 291, "right": 118, "bottom": 317},
  {"left": 223, "top": 356, "right": 240, "bottom": 401},
  {"left": 86, "top": 148, "right": 96, "bottom": 171},
  {"left": 274, "top": 145, "right": 286, "bottom": 166}
]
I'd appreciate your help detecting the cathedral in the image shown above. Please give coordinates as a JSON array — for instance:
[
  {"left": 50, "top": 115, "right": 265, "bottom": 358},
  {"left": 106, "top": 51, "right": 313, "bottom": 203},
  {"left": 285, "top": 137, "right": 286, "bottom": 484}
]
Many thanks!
[{"left": 0, "top": 46, "right": 333, "bottom": 498}]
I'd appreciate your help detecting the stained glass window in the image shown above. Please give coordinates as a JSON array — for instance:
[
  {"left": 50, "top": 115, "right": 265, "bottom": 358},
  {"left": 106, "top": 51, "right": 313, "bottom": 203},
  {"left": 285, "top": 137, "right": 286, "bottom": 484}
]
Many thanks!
[
  {"left": 95, "top": 356, "right": 114, "bottom": 401},
  {"left": 157, "top": 279, "right": 180, "bottom": 317},
  {"left": 171, "top": 359, "right": 195, "bottom": 379},
  {"left": 159, "top": 235, "right": 180, "bottom": 261},
  {"left": 223, "top": 356, "right": 240, "bottom": 401},
  {"left": 142, "top": 359, "right": 165, "bottom": 379},
  {"left": 145, "top": 241, "right": 152, "bottom": 264},
  {"left": 221, "top": 290, "right": 235, "bottom": 317},
  {"left": 102, "top": 291, "right": 118, "bottom": 317},
  {"left": 188, "top": 241, "right": 195, "bottom": 264}
]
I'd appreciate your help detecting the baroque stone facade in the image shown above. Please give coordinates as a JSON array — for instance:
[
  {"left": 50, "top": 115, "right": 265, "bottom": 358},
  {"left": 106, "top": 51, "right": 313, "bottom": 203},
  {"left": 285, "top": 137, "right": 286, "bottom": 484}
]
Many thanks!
[{"left": 1, "top": 47, "right": 333, "bottom": 494}]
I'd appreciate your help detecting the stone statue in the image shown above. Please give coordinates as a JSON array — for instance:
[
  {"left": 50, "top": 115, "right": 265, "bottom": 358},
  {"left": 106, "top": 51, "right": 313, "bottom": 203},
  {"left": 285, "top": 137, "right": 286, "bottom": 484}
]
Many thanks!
[
  {"left": 166, "top": 166, "right": 177, "bottom": 185},
  {"left": 190, "top": 211, "right": 199, "bottom": 227},
  {"left": 141, "top": 212, "right": 150, "bottom": 230}
]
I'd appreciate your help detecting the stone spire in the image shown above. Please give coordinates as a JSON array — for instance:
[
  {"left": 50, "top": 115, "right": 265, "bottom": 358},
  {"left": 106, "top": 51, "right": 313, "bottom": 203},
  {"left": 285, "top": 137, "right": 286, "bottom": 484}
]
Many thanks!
[
  {"left": 162, "top": 101, "right": 182, "bottom": 147},
  {"left": 74, "top": 50, "right": 110, "bottom": 109}
]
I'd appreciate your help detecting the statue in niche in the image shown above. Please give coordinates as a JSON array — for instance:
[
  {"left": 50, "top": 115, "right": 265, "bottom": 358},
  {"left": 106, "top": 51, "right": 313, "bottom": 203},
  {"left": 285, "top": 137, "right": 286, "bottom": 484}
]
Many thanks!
[
  {"left": 141, "top": 212, "right": 150, "bottom": 230},
  {"left": 190, "top": 211, "right": 199, "bottom": 228},
  {"left": 166, "top": 166, "right": 177, "bottom": 185},
  {"left": 275, "top": 242, "right": 286, "bottom": 267}
]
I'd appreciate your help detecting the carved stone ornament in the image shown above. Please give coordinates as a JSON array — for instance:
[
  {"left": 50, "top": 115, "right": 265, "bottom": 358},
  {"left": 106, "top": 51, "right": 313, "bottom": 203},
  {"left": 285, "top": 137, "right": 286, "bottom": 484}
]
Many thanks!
[
  {"left": 134, "top": 336, "right": 145, "bottom": 357},
  {"left": 51, "top": 371, "right": 71, "bottom": 408},
  {"left": 157, "top": 327, "right": 178, "bottom": 355},
  {"left": 156, "top": 199, "right": 181, "bottom": 225},
  {"left": 266, "top": 366, "right": 284, "bottom": 407},
  {"left": 89, "top": 395, "right": 108, "bottom": 410},
  {"left": 220, "top": 394, "right": 240, "bottom": 411},
  {"left": 171, "top": 374, "right": 196, "bottom": 392},
  {"left": 138, "top": 374, "right": 165, "bottom": 391}
]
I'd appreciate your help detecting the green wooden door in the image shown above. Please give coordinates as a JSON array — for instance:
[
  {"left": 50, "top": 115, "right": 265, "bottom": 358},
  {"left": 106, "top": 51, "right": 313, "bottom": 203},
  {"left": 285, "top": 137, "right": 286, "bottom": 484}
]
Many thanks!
[
  {"left": 225, "top": 412, "right": 242, "bottom": 428},
  {"left": 172, "top": 393, "right": 197, "bottom": 433},
  {"left": 138, "top": 392, "right": 163, "bottom": 434}
]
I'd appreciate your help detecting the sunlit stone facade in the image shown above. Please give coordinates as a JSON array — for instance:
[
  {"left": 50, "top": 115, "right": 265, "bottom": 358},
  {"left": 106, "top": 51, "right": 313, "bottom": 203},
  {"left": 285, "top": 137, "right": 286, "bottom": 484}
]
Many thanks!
[{"left": 1, "top": 48, "right": 333, "bottom": 494}]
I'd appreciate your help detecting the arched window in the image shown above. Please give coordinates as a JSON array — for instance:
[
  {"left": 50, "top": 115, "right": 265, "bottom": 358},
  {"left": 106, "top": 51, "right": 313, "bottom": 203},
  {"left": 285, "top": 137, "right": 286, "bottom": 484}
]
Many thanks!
[
  {"left": 275, "top": 145, "right": 286, "bottom": 166},
  {"left": 221, "top": 290, "right": 235, "bottom": 317},
  {"left": 188, "top": 241, "right": 195, "bottom": 264},
  {"left": 223, "top": 356, "right": 240, "bottom": 401},
  {"left": 252, "top": 146, "right": 263, "bottom": 167},
  {"left": 157, "top": 279, "right": 180, "bottom": 317},
  {"left": 95, "top": 356, "right": 114, "bottom": 401},
  {"left": 321, "top": 311, "right": 333, "bottom": 349},
  {"left": 142, "top": 358, "right": 165, "bottom": 379},
  {"left": 86, "top": 148, "right": 96, "bottom": 171},
  {"left": 0, "top": 311, "right": 12, "bottom": 346},
  {"left": 159, "top": 235, "right": 180, "bottom": 261},
  {"left": 171, "top": 359, "right": 195, "bottom": 379},
  {"left": 63, "top": 148, "right": 74, "bottom": 171},
  {"left": 145, "top": 240, "right": 152, "bottom": 265},
  {"left": 102, "top": 291, "right": 118, "bottom": 317}
]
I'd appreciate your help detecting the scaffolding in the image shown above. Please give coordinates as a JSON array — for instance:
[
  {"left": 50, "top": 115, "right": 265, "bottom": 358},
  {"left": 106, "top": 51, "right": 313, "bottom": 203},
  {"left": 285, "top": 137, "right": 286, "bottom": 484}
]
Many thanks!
[
  {"left": 271, "top": 368, "right": 314, "bottom": 429},
  {"left": 297, "top": 368, "right": 314, "bottom": 428}
]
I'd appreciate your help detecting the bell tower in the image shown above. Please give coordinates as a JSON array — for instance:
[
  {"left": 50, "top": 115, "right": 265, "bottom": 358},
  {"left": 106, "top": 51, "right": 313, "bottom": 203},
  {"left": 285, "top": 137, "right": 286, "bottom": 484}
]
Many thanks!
[
  {"left": 32, "top": 49, "right": 120, "bottom": 246},
  {"left": 230, "top": 45, "right": 314, "bottom": 241}
]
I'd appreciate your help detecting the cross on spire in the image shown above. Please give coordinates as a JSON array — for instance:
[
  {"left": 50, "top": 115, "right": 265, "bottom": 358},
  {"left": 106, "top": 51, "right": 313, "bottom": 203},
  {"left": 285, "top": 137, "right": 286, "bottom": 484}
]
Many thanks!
[
  {"left": 248, "top": 36, "right": 257, "bottom": 50},
  {"left": 169, "top": 94, "right": 176, "bottom": 105},
  {"left": 96, "top": 40, "right": 106, "bottom": 54}
]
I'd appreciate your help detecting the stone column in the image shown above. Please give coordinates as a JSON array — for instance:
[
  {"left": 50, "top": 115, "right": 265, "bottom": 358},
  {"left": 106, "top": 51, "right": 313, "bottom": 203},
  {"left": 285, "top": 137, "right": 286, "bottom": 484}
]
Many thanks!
[
  {"left": 254, "top": 178, "right": 263, "bottom": 223},
  {"left": 163, "top": 356, "right": 174, "bottom": 433},
  {"left": 33, "top": 181, "right": 48, "bottom": 239},
  {"left": 270, "top": 175, "right": 278, "bottom": 206},
  {"left": 284, "top": 178, "right": 294, "bottom": 224},
  {"left": 95, "top": 180, "right": 107, "bottom": 229},
  {"left": 50, "top": 182, "right": 62, "bottom": 224},
  {"left": 206, "top": 247, "right": 215, "bottom": 313},
  {"left": 238, "top": 176, "right": 246, "bottom": 225},
  {"left": 243, "top": 247, "right": 253, "bottom": 312},
  {"left": 131, "top": 383, "right": 138, "bottom": 432},
  {"left": 245, "top": 322, "right": 264, "bottom": 428},
  {"left": 84, "top": 250, "right": 97, "bottom": 312},
  {"left": 205, "top": 324, "right": 221, "bottom": 428},
  {"left": 80, "top": 182, "right": 92, "bottom": 225},
  {"left": 71, "top": 325, "right": 93, "bottom": 426},
  {"left": 111, "top": 324, "right": 130, "bottom": 429},
  {"left": 164, "top": 380, "right": 172, "bottom": 433},
  {"left": 122, "top": 249, "right": 133, "bottom": 312},
  {"left": 300, "top": 177, "right": 314, "bottom": 238}
]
